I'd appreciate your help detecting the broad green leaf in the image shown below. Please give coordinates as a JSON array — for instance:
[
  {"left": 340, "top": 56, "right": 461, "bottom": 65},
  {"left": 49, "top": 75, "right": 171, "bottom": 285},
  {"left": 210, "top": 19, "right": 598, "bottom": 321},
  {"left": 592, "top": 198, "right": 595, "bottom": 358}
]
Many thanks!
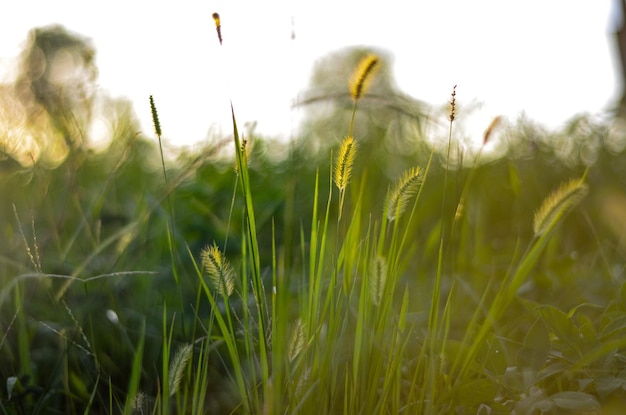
[
  {"left": 538, "top": 305, "right": 580, "bottom": 360},
  {"left": 595, "top": 377, "right": 626, "bottom": 399},
  {"left": 457, "top": 378, "right": 500, "bottom": 407},
  {"left": 550, "top": 391, "right": 600, "bottom": 412},
  {"left": 517, "top": 318, "right": 550, "bottom": 372},
  {"left": 477, "top": 335, "right": 507, "bottom": 377}
]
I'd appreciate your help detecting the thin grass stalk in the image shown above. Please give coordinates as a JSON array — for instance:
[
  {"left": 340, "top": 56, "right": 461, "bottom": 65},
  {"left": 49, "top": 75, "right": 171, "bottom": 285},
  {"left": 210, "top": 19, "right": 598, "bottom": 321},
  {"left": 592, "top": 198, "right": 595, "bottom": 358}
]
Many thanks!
[
  {"left": 311, "top": 167, "right": 334, "bottom": 331},
  {"left": 149, "top": 96, "right": 181, "bottom": 287},
  {"left": 122, "top": 319, "right": 145, "bottom": 415},
  {"left": 161, "top": 305, "right": 171, "bottom": 410},
  {"left": 270, "top": 218, "right": 290, "bottom": 412},
  {"left": 335, "top": 171, "right": 367, "bottom": 295},
  {"left": 352, "top": 260, "right": 369, "bottom": 386},
  {"left": 187, "top": 244, "right": 251, "bottom": 413},
  {"left": 307, "top": 170, "right": 321, "bottom": 323},
  {"left": 453, "top": 116, "right": 502, "bottom": 226},
  {"left": 230, "top": 105, "right": 269, "bottom": 393},
  {"left": 191, "top": 340, "right": 211, "bottom": 414}
]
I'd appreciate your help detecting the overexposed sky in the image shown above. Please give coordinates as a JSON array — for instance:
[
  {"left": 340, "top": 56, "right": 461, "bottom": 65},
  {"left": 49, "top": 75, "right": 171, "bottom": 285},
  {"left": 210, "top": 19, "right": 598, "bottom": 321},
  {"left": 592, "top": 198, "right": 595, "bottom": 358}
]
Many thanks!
[{"left": 0, "top": 1, "right": 620, "bottom": 147}]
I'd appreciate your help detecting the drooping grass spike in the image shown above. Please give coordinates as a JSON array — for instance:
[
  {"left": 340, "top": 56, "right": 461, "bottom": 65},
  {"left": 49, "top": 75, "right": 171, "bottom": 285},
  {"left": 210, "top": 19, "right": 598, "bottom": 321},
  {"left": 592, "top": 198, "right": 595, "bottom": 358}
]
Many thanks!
[{"left": 212, "top": 12, "right": 223, "bottom": 45}]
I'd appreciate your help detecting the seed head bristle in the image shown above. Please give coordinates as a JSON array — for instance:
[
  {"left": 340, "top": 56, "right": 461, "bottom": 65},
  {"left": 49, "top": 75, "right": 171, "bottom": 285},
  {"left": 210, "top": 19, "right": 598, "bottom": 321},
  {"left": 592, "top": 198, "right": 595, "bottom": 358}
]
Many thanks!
[
  {"left": 131, "top": 391, "right": 146, "bottom": 412},
  {"left": 349, "top": 54, "right": 379, "bottom": 101},
  {"left": 168, "top": 344, "right": 193, "bottom": 397},
  {"left": 212, "top": 12, "right": 223, "bottom": 45},
  {"left": 149, "top": 95, "right": 162, "bottom": 137},
  {"left": 334, "top": 136, "right": 357, "bottom": 191},
  {"left": 287, "top": 319, "right": 306, "bottom": 362},
  {"left": 201, "top": 243, "right": 236, "bottom": 297},
  {"left": 533, "top": 178, "right": 588, "bottom": 236},
  {"left": 483, "top": 115, "right": 502, "bottom": 145},
  {"left": 449, "top": 85, "right": 457, "bottom": 122},
  {"left": 386, "top": 166, "right": 423, "bottom": 221},
  {"left": 369, "top": 256, "right": 388, "bottom": 306}
]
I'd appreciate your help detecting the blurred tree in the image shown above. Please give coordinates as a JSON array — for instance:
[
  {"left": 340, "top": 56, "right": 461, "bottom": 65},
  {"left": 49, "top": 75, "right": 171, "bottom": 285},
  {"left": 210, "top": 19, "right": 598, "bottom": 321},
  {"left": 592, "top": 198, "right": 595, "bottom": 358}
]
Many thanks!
[
  {"left": 14, "top": 24, "right": 98, "bottom": 154},
  {"left": 296, "top": 47, "right": 431, "bottom": 179}
]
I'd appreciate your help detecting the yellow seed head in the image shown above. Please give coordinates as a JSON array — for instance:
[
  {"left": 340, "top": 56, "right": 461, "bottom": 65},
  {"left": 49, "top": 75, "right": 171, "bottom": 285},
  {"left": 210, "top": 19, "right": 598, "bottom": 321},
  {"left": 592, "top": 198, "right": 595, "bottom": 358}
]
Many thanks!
[
  {"left": 212, "top": 12, "right": 223, "bottom": 45},
  {"left": 349, "top": 54, "right": 379, "bottom": 101},
  {"left": 483, "top": 115, "right": 502, "bottom": 145},
  {"left": 334, "top": 136, "right": 357, "bottom": 191},
  {"left": 386, "top": 166, "right": 423, "bottom": 221},
  {"left": 201, "top": 243, "right": 235, "bottom": 297},
  {"left": 533, "top": 178, "right": 588, "bottom": 236}
]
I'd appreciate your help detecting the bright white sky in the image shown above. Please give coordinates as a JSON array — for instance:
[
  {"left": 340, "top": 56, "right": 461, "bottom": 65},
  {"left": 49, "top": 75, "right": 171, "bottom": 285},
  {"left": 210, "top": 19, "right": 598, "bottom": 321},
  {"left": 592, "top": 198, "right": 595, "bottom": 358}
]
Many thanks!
[{"left": 0, "top": 0, "right": 620, "bottom": 148}]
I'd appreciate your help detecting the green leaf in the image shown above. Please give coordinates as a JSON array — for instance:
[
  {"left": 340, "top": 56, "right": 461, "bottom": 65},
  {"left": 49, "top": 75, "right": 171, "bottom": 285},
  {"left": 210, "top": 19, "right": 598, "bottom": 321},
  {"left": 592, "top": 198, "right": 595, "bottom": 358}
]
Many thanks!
[
  {"left": 595, "top": 377, "right": 626, "bottom": 400},
  {"left": 538, "top": 305, "right": 580, "bottom": 360},
  {"left": 517, "top": 318, "right": 550, "bottom": 372},
  {"left": 477, "top": 335, "right": 507, "bottom": 377},
  {"left": 550, "top": 391, "right": 600, "bottom": 412},
  {"left": 457, "top": 378, "right": 500, "bottom": 407}
]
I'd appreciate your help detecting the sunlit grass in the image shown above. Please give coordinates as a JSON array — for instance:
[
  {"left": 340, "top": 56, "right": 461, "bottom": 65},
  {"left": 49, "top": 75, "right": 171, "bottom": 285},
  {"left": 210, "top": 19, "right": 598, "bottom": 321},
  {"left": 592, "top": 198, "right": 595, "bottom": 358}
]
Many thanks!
[{"left": 2, "top": 14, "right": 626, "bottom": 415}]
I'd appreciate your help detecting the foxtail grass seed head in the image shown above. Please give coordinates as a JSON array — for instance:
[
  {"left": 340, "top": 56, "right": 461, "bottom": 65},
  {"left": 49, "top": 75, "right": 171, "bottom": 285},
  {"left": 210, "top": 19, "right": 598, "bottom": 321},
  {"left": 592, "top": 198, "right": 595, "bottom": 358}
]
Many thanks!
[
  {"left": 449, "top": 85, "right": 457, "bottom": 122},
  {"left": 212, "top": 12, "right": 223, "bottom": 45},
  {"left": 483, "top": 115, "right": 502, "bottom": 145},
  {"left": 454, "top": 202, "right": 464, "bottom": 221},
  {"left": 168, "top": 344, "right": 193, "bottom": 397},
  {"left": 386, "top": 166, "right": 423, "bottom": 221},
  {"left": 334, "top": 136, "right": 357, "bottom": 191},
  {"left": 201, "top": 243, "right": 236, "bottom": 297},
  {"left": 287, "top": 319, "right": 306, "bottom": 362},
  {"left": 369, "top": 256, "right": 388, "bottom": 306},
  {"left": 533, "top": 178, "right": 588, "bottom": 236},
  {"left": 234, "top": 135, "right": 251, "bottom": 173},
  {"left": 149, "top": 95, "right": 162, "bottom": 137},
  {"left": 349, "top": 54, "right": 379, "bottom": 101},
  {"left": 131, "top": 391, "right": 146, "bottom": 412}
]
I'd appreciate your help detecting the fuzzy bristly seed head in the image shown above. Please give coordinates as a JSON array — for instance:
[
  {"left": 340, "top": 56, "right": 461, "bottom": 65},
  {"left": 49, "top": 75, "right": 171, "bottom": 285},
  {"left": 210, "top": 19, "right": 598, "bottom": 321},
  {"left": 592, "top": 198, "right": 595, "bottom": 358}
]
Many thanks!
[
  {"left": 349, "top": 54, "right": 379, "bottom": 101},
  {"left": 483, "top": 115, "right": 502, "bottom": 145},
  {"left": 212, "top": 12, "right": 223, "bottom": 44},
  {"left": 287, "top": 319, "right": 306, "bottom": 362},
  {"left": 386, "top": 166, "right": 423, "bottom": 221},
  {"left": 149, "top": 95, "right": 162, "bottom": 137},
  {"left": 168, "top": 344, "right": 193, "bottom": 397},
  {"left": 334, "top": 136, "right": 357, "bottom": 191},
  {"left": 201, "top": 243, "right": 235, "bottom": 297},
  {"left": 369, "top": 256, "right": 388, "bottom": 306},
  {"left": 449, "top": 85, "right": 457, "bottom": 122},
  {"left": 533, "top": 178, "right": 588, "bottom": 236}
]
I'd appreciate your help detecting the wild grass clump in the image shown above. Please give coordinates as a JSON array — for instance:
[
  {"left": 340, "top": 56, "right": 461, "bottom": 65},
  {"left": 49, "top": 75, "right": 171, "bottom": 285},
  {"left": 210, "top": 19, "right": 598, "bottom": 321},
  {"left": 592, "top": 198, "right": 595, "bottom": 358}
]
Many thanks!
[{"left": 3, "top": 11, "right": 625, "bottom": 415}]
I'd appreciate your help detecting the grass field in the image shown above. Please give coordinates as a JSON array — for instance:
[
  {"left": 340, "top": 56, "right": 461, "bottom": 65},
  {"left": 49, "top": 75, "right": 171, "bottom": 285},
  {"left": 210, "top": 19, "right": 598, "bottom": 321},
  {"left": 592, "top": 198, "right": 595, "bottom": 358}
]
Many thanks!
[{"left": 2, "top": 21, "right": 626, "bottom": 415}]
